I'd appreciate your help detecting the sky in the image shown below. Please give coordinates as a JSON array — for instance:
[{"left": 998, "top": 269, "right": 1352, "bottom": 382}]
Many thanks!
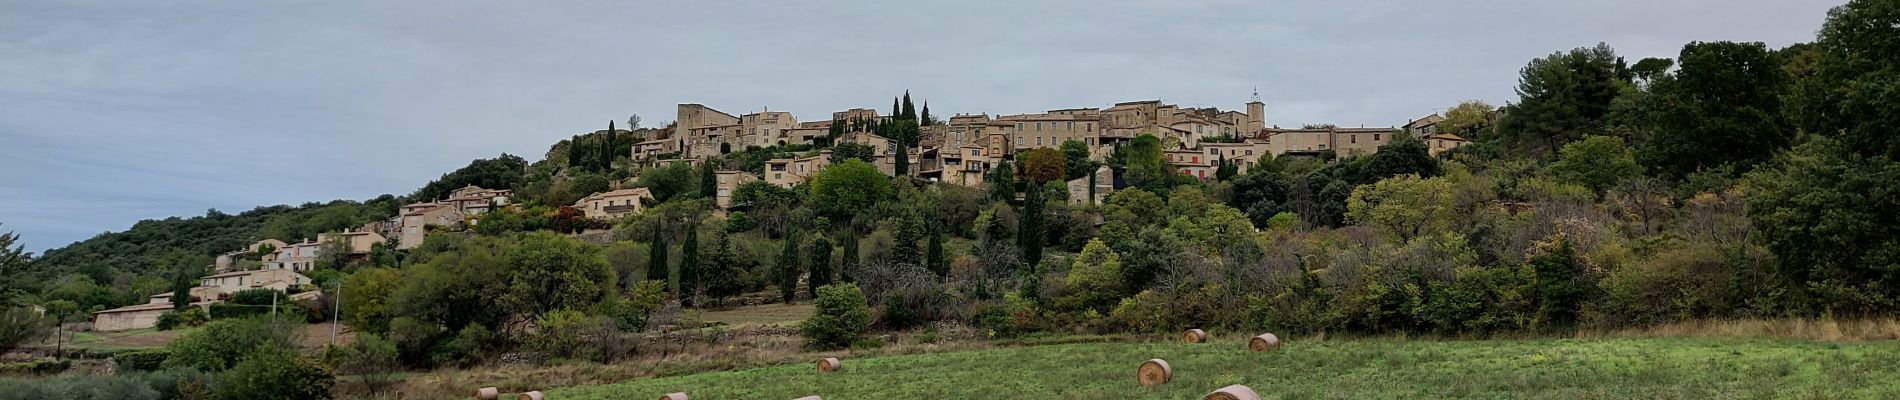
[{"left": 0, "top": 0, "right": 1841, "bottom": 252}]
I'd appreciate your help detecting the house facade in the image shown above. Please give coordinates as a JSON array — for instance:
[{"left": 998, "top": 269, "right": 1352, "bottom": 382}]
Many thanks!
[{"left": 574, "top": 188, "right": 655, "bottom": 219}]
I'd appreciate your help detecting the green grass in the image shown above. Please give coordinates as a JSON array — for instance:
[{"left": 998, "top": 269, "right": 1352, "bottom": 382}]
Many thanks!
[{"left": 550, "top": 337, "right": 1900, "bottom": 399}]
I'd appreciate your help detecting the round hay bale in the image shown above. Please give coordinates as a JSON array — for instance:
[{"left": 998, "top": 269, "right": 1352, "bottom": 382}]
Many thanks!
[
  {"left": 516, "top": 391, "right": 545, "bottom": 400},
  {"left": 475, "top": 387, "right": 499, "bottom": 400},
  {"left": 793, "top": 397, "right": 823, "bottom": 400},
  {"left": 1137, "top": 358, "right": 1173, "bottom": 386},
  {"left": 1248, "top": 333, "right": 1281, "bottom": 352},
  {"left": 1183, "top": 329, "right": 1207, "bottom": 343},
  {"left": 816, "top": 357, "right": 842, "bottom": 373},
  {"left": 1204, "top": 384, "right": 1263, "bottom": 400},
  {"left": 660, "top": 393, "right": 689, "bottom": 400}
]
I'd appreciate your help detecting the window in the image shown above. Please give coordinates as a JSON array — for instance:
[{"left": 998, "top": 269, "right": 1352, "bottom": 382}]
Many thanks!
[
  {"left": 1374, "top": 133, "right": 1381, "bottom": 141},
  {"left": 1351, "top": 135, "right": 1357, "bottom": 144}
]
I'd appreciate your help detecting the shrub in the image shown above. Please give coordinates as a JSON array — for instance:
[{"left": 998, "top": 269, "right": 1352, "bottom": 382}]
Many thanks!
[
  {"left": 214, "top": 345, "right": 335, "bottom": 400},
  {"left": 529, "top": 310, "right": 594, "bottom": 361},
  {"left": 209, "top": 303, "right": 307, "bottom": 320},
  {"left": 228, "top": 289, "right": 287, "bottom": 306},
  {"left": 431, "top": 323, "right": 496, "bottom": 368},
  {"left": 0, "top": 373, "right": 160, "bottom": 399},
  {"left": 0, "top": 360, "right": 70, "bottom": 375},
  {"left": 801, "top": 283, "right": 871, "bottom": 350},
  {"left": 114, "top": 348, "right": 171, "bottom": 372},
  {"left": 337, "top": 333, "right": 400, "bottom": 396},
  {"left": 164, "top": 318, "right": 295, "bottom": 372},
  {"left": 156, "top": 307, "right": 209, "bottom": 331}
]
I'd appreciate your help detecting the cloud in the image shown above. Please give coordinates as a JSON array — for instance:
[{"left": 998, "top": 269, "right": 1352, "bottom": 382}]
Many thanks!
[{"left": 0, "top": 0, "right": 1841, "bottom": 251}]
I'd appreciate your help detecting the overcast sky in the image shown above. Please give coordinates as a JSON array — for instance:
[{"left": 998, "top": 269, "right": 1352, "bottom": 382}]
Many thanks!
[{"left": 0, "top": 0, "right": 1840, "bottom": 252}]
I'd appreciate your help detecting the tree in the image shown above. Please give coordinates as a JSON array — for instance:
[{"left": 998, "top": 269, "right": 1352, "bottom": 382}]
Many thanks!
[
  {"left": 638, "top": 162, "right": 697, "bottom": 202},
  {"left": 43, "top": 300, "right": 78, "bottom": 357},
  {"left": 1118, "top": 135, "right": 1177, "bottom": 191},
  {"left": 809, "top": 160, "right": 892, "bottom": 219},
  {"left": 498, "top": 232, "right": 612, "bottom": 316},
  {"left": 1549, "top": 135, "right": 1642, "bottom": 193},
  {"left": 829, "top": 141, "right": 877, "bottom": 164},
  {"left": 800, "top": 283, "right": 871, "bottom": 350},
  {"left": 925, "top": 225, "right": 945, "bottom": 278},
  {"left": 1630, "top": 57, "right": 1674, "bottom": 84},
  {"left": 1347, "top": 174, "right": 1455, "bottom": 242},
  {"left": 165, "top": 318, "right": 297, "bottom": 372},
  {"left": 1791, "top": 0, "right": 1900, "bottom": 159},
  {"left": 338, "top": 333, "right": 400, "bottom": 396},
  {"left": 315, "top": 235, "right": 352, "bottom": 270},
  {"left": 218, "top": 344, "right": 336, "bottom": 400},
  {"left": 1214, "top": 156, "right": 1238, "bottom": 181},
  {"left": 169, "top": 265, "right": 198, "bottom": 311},
  {"left": 1059, "top": 140, "right": 1094, "bottom": 180},
  {"left": 1437, "top": 100, "right": 1495, "bottom": 135},
  {"left": 839, "top": 230, "right": 859, "bottom": 283},
  {"left": 413, "top": 154, "right": 529, "bottom": 201},
  {"left": 1641, "top": 41, "right": 1790, "bottom": 179},
  {"left": 1496, "top": 43, "right": 1628, "bottom": 155},
  {"left": 1531, "top": 240, "right": 1590, "bottom": 329},
  {"left": 778, "top": 227, "right": 802, "bottom": 304},
  {"left": 894, "top": 141, "right": 911, "bottom": 177},
  {"left": 648, "top": 226, "right": 670, "bottom": 283},
  {"left": 1061, "top": 239, "right": 1125, "bottom": 312},
  {"left": 703, "top": 231, "right": 744, "bottom": 305},
  {"left": 696, "top": 161, "right": 717, "bottom": 199},
  {"left": 807, "top": 235, "right": 834, "bottom": 299},
  {"left": 627, "top": 114, "right": 642, "bottom": 131},
  {"left": 892, "top": 212, "right": 924, "bottom": 267},
  {"left": 679, "top": 223, "right": 701, "bottom": 304},
  {"left": 1360, "top": 134, "right": 1441, "bottom": 181},
  {"left": 1747, "top": 138, "right": 1900, "bottom": 313}
]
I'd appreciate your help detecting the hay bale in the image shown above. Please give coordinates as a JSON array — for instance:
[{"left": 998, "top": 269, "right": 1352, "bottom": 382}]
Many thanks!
[
  {"left": 476, "top": 387, "right": 499, "bottom": 400},
  {"left": 1137, "top": 358, "right": 1173, "bottom": 386},
  {"left": 816, "top": 357, "right": 842, "bottom": 373},
  {"left": 1204, "top": 384, "right": 1262, "bottom": 400},
  {"left": 793, "top": 397, "right": 823, "bottom": 400},
  {"left": 660, "top": 393, "right": 689, "bottom": 400},
  {"left": 1248, "top": 333, "right": 1281, "bottom": 352},
  {"left": 1183, "top": 329, "right": 1207, "bottom": 343},
  {"left": 517, "top": 391, "right": 544, "bottom": 400}
]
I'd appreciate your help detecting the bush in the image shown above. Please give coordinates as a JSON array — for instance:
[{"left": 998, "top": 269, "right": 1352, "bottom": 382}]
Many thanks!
[
  {"left": 164, "top": 318, "right": 295, "bottom": 372},
  {"left": 114, "top": 348, "right": 172, "bottom": 372},
  {"left": 0, "top": 373, "right": 160, "bottom": 400},
  {"left": 156, "top": 307, "right": 208, "bottom": 331},
  {"left": 529, "top": 310, "right": 594, "bottom": 361},
  {"left": 337, "top": 334, "right": 400, "bottom": 396},
  {"left": 228, "top": 289, "right": 287, "bottom": 306},
  {"left": 208, "top": 303, "right": 307, "bottom": 320},
  {"left": 430, "top": 323, "right": 496, "bottom": 368},
  {"left": 214, "top": 345, "right": 335, "bottom": 400},
  {"left": 0, "top": 360, "right": 70, "bottom": 375},
  {"left": 801, "top": 283, "right": 872, "bottom": 350}
]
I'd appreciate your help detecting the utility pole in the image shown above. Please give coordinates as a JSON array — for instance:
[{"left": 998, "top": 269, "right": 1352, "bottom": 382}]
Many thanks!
[{"left": 330, "top": 279, "right": 342, "bottom": 346}]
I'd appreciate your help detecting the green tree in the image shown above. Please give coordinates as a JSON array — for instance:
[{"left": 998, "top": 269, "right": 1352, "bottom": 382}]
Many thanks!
[
  {"left": 1059, "top": 139, "right": 1094, "bottom": 180},
  {"left": 1747, "top": 138, "right": 1900, "bottom": 313},
  {"left": 1531, "top": 240, "right": 1590, "bottom": 329},
  {"left": 777, "top": 227, "right": 802, "bottom": 304},
  {"left": 648, "top": 228, "right": 669, "bottom": 283},
  {"left": 165, "top": 318, "right": 296, "bottom": 372},
  {"left": 1549, "top": 135, "right": 1643, "bottom": 193},
  {"left": 1496, "top": 43, "right": 1629, "bottom": 155},
  {"left": 1060, "top": 239, "right": 1125, "bottom": 312},
  {"left": 925, "top": 226, "right": 945, "bottom": 278},
  {"left": 703, "top": 231, "right": 744, "bottom": 305},
  {"left": 800, "top": 283, "right": 871, "bottom": 350},
  {"left": 1360, "top": 134, "right": 1441, "bottom": 181},
  {"left": 1018, "top": 148, "right": 1065, "bottom": 264},
  {"left": 809, "top": 160, "right": 892, "bottom": 219},
  {"left": 412, "top": 154, "right": 528, "bottom": 201},
  {"left": 337, "top": 333, "right": 400, "bottom": 396},
  {"left": 807, "top": 234, "right": 834, "bottom": 299},
  {"left": 1791, "top": 0, "right": 1900, "bottom": 159},
  {"left": 340, "top": 267, "right": 403, "bottom": 334},
  {"left": 892, "top": 211, "right": 924, "bottom": 267},
  {"left": 1642, "top": 41, "right": 1790, "bottom": 179},
  {"left": 1119, "top": 135, "right": 1175, "bottom": 191},
  {"left": 638, "top": 162, "right": 697, "bottom": 202},
  {"left": 839, "top": 230, "right": 859, "bottom": 283},
  {"left": 169, "top": 265, "right": 198, "bottom": 311},
  {"left": 1437, "top": 100, "right": 1496, "bottom": 135},
  {"left": 1347, "top": 174, "right": 1456, "bottom": 242},
  {"left": 499, "top": 232, "right": 612, "bottom": 316},
  {"left": 216, "top": 345, "right": 335, "bottom": 400},
  {"left": 829, "top": 142, "right": 877, "bottom": 164},
  {"left": 679, "top": 222, "right": 701, "bottom": 305}
]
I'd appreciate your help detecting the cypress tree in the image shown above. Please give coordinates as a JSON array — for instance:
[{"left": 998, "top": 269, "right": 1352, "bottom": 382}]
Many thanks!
[
  {"left": 679, "top": 223, "right": 700, "bottom": 306},
  {"left": 566, "top": 135, "right": 582, "bottom": 168},
  {"left": 1019, "top": 177, "right": 1044, "bottom": 264},
  {"left": 807, "top": 234, "right": 834, "bottom": 299},
  {"left": 777, "top": 226, "right": 801, "bottom": 303},
  {"left": 921, "top": 101, "right": 933, "bottom": 126},
  {"left": 895, "top": 142, "right": 910, "bottom": 176},
  {"left": 894, "top": 212, "right": 923, "bottom": 267},
  {"left": 925, "top": 225, "right": 945, "bottom": 278},
  {"left": 697, "top": 162, "right": 717, "bottom": 199},
  {"left": 839, "top": 230, "right": 859, "bottom": 283},
  {"left": 169, "top": 267, "right": 195, "bottom": 311},
  {"left": 901, "top": 91, "right": 916, "bottom": 122},
  {"left": 648, "top": 228, "right": 669, "bottom": 283}
]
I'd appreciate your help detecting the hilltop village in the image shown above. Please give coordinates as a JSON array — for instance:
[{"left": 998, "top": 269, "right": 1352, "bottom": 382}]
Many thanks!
[{"left": 89, "top": 94, "right": 1473, "bottom": 331}]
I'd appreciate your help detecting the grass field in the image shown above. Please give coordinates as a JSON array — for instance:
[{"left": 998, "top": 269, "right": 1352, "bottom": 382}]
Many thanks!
[{"left": 548, "top": 336, "right": 1900, "bottom": 399}]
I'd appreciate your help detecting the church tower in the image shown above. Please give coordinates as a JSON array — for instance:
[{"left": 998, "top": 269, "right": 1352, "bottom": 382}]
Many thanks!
[{"left": 1245, "top": 88, "right": 1266, "bottom": 133}]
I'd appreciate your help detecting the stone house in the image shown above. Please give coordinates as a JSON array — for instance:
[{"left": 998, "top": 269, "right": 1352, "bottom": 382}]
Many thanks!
[{"left": 574, "top": 188, "right": 654, "bottom": 219}]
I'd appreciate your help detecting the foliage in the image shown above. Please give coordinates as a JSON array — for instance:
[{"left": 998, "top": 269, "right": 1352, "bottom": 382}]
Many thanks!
[
  {"left": 639, "top": 162, "right": 699, "bottom": 203},
  {"left": 113, "top": 349, "right": 171, "bottom": 372},
  {"left": 336, "top": 333, "right": 400, "bottom": 396},
  {"left": 1347, "top": 175, "right": 1455, "bottom": 242},
  {"left": 1747, "top": 138, "right": 1900, "bottom": 314},
  {"left": 1437, "top": 100, "right": 1495, "bottom": 135},
  {"left": 807, "top": 235, "right": 834, "bottom": 299},
  {"left": 1495, "top": 43, "right": 1628, "bottom": 155},
  {"left": 413, "top": 154, "right": 527, "bottom": 202},
  {"left": 156, "top": 307, "right": 208, "bottom": 331},
  {"left": 809, "top": 160, "right": 892, "bottom": 219},
  {"left": 1549, "top": 135, "right": 1642, "bottom": 193},
  {"left": 1058, "top": 239, "right": 1126, "bottom": 313},
  {"left": 1791, "top": 0, "right": 1900, "bottom": 159},
  {"left": 164, "top": 317, "right": 296, "bottom": 372},
  {"left": 800, "top": 283, "right": 871, "bottom": 350},
  {"left": 829, "top": 142, "right": 877, "bottom": 164},
  {"left": 498, "top": 232, "right": 613, "bottom": 317},
  {"left": 1642, "top": 41, "right": 1790, "bottom": 179},
  {"left": 214, "top": 345, "right": 335, "bottom": 400},
  {"left": 340, "top": 267, "right": 402, "bottom": 334}
]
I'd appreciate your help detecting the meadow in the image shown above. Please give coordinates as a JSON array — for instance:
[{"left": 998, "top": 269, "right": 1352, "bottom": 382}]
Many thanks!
[{"left": 549, "top": 335, "right": 1900, "bottom": 399}]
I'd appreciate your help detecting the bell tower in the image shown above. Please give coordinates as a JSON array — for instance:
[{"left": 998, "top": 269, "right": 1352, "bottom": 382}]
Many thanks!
[{"left": 1245, "top": 88, "right": 1266, "bottom": 133}]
